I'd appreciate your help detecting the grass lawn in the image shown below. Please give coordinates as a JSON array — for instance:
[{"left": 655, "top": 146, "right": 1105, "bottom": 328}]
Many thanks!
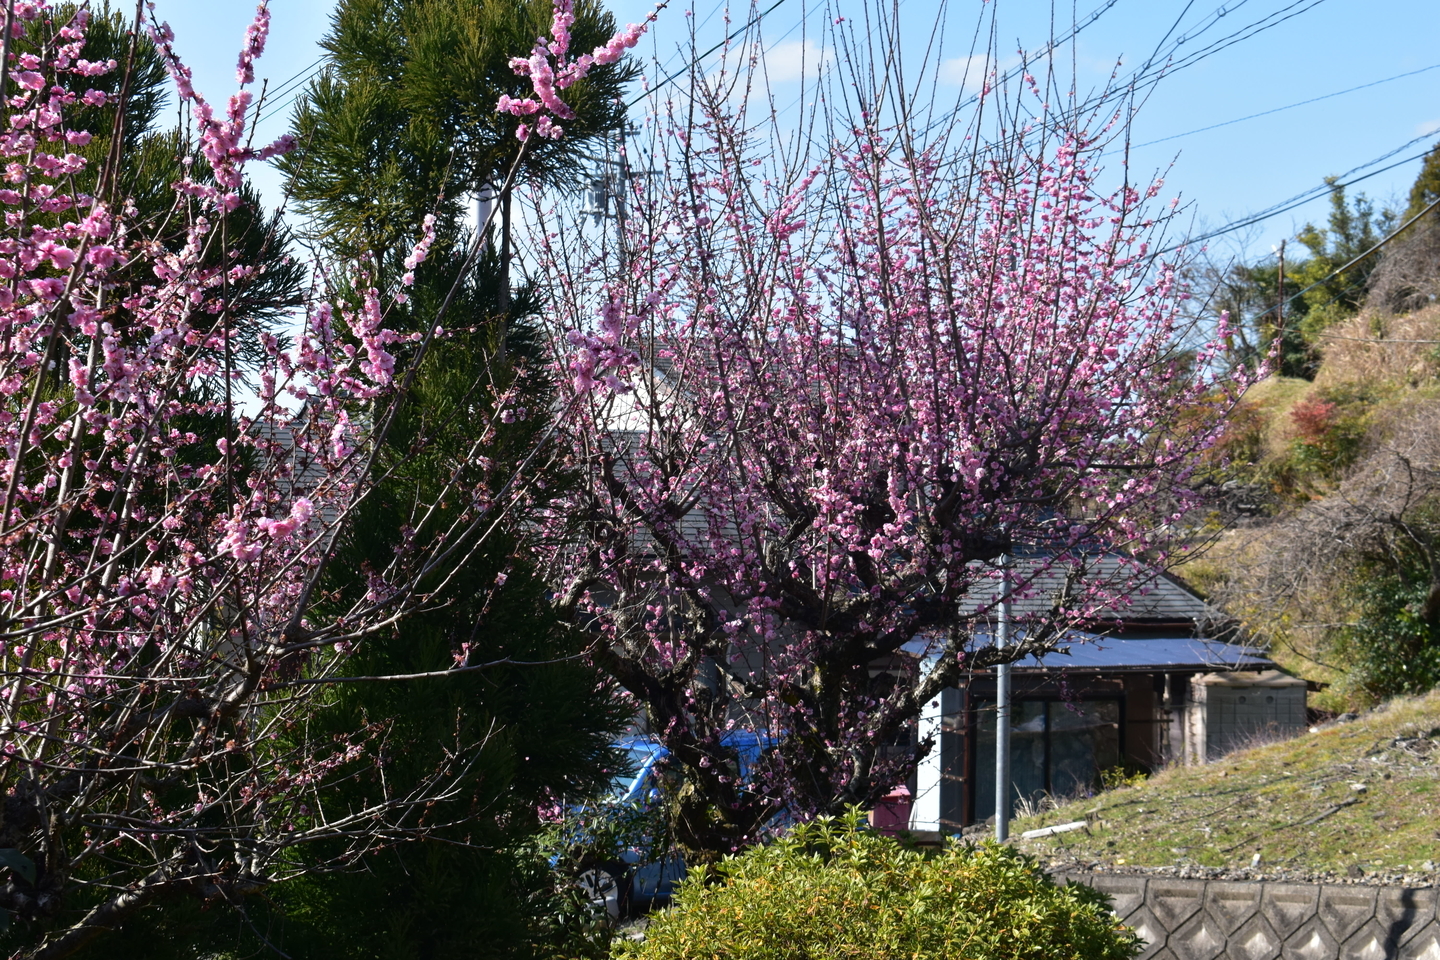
[{"left": 1011, "top": 690, "right": 1440, "bottom": 881}]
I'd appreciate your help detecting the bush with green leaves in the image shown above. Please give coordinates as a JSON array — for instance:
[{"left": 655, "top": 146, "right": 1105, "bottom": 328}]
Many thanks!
[
  {"left": 615, "top": 812, "right": 1142, "bottom": 960},
  {"left": 1331, "top": 564, "right": 1440, "bottom": 705}
]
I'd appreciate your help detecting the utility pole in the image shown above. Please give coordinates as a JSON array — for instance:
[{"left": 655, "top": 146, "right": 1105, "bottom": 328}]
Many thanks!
[
  {"left": 584, "top": 125, "right": 643, "bottom": 220},
  {"left": 585, "top": 124, "right": 657, "bottom": 286},
  {"left": 1275, "top": 238, "right": 1286, "bottom": 351},
  {"left": 995, "top": 557, "right": 1012, "bottom": 842}
]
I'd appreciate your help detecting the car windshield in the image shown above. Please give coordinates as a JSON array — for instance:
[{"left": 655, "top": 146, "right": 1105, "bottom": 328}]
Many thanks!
[
  {"left": 605, "top": 733, "right": 776, "bottom": 801},
  {"left": 609, "top": 741, "right": 666, "bottom": 800}
]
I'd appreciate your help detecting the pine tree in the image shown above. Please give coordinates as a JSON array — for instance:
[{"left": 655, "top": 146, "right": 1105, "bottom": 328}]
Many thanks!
[
  {"left": 216, "top": 1, "right": 642, "bottom": 956},
  {"left": 279, "top": 0, "right": 635, "bottom": 290}
]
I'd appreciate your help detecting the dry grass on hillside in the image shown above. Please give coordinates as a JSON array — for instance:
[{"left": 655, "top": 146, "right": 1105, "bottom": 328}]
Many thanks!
[
  {"left": 1177, "top": 316, "right": 1440, "bottom": 708},
  {"left": 1314, "top": 305, "right": 1440, "bottom": 390},
  {"left": 1227, "top": 375, "right": 1313, "bottom": 462},
  {"left": 1012, "top": 691, "right": 1440, "bottom": 882}
]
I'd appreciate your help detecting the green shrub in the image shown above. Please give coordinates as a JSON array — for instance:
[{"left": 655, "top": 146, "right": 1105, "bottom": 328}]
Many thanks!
[
  {"left": 1100, "top": 763, "right": 1150, "bottom": 790},
  {"left": 614, "top": 812, "right": 1142, "bottom": 960},
  {"left": 1330, "top": 566, "right": 1440, "bottom": 705}
]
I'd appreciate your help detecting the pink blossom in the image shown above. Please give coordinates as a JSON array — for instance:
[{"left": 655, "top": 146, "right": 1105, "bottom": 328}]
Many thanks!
[
  {"left": 590, "top": 20, "right": 649, "bottom": 66},
  {"left": 44, "top": 244, "right": 76, "bottom": 269},
  {"left": 86, "top": 245, "right": 118, "bottom": 268},
  {"left": 497, "top": 0, "right": 666, "bottom": 140},
  {"left": 534, "top": 67, "right": 1247, "bottom": 830}
]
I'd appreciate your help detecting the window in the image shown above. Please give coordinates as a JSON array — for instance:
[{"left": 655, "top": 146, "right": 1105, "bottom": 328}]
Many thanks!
[{"left": 972, "top": 699, "right": 1121, "bottom": 821}]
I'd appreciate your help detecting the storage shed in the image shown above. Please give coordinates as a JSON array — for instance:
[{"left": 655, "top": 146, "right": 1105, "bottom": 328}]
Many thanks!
[{"left": 1184, "top": 669, "right": 1309, "bottom": 763}]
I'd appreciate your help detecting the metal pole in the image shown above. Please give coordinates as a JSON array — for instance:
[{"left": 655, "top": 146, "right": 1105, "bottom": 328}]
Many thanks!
[
  {"left": 995, "top": 557, "right": 1011, "bottom": 842},
  {"left": 1276, "top": 238, "right": 1287, "bottom": 353}
]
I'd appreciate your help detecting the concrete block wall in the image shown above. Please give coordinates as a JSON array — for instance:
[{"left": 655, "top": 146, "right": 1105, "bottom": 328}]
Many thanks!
[{"left": 1055, "top": 873, "right": 1440, "bottom": 960}]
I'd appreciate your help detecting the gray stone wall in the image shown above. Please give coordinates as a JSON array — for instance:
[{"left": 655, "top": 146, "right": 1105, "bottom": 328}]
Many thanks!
[{"left": 1055, "top": 872, "right": 1440, "bottom": 960}]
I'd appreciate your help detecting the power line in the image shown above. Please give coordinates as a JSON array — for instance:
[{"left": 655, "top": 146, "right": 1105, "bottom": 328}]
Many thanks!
[
  {"left": 1172, "top": 134, "right": 1440, "bottom": 252},
  {"left": 264, "top": 55, "right": 326, "bottom": 103},
  {"left": 1072, "top": 0, "right": 1331, "bottom": 138},
  {"left": 256, "top": 61, "right": 328, "bottom": 128},
  {"left": 650, "top": 0, "right": 730, "bottom": 77},
  {"left": 614, "top": 0, "right": 1413, "bottom": 269},
  {"left": 627, "top": 0, "right": 790, "bottom": 108},
  {"left": 921, "top": 0, "right": 1330, "bottom": 140},
  {"left": 1129, "top": 61, "right": 1440, "bottom": 151},
  {"left": 920, "top": 0, "right": 1123, "bottom": 137},
  {"left": 1250, "top": 192, "right": 1440, "bottom": 324},
  {"left": 1136, "top": 0, "right": 1328, "bottom": 85}
]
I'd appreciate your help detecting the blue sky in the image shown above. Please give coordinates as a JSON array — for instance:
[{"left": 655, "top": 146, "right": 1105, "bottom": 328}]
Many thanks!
[{"left": 160, "top": 0, "right": 1438, "bottom": 267}]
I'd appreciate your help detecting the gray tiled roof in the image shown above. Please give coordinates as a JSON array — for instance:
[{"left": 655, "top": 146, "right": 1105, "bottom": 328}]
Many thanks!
[{"left": 956, "top": 554, "right": 1217, "bottom": 625}]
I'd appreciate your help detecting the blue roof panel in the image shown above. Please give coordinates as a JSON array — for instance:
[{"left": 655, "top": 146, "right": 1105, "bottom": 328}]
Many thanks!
[
  {"left": 902, "top": 630, "right": 1272, "bottom": 673},
  {"left": 1017, "top": 636, "right": 1272, "bottom": 672}
]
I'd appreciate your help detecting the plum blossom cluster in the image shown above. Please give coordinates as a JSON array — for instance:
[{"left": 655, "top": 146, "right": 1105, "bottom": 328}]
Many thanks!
[
  {"left": 497, "top": 0, "right": 664, "bottom": 141},
  {"left": 146, "top": 1, "right": 295, "bottom": 210},
  {"left": 0, "top": 3, "right": 489, "bottom": 946},
  {"left": 564, "top": 295, "right": 644, "bottom": 392},
  {"left": 536, "top": 63, "right": 1246, "bottom": 852}
]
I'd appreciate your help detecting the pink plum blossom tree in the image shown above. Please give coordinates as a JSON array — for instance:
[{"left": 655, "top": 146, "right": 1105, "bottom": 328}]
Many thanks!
[
  {"left": 527, "top": 8, "right": 1245, "bottom": 858},
  {"left": 0, "top": 1, "right": 651, "bottom": 955}
]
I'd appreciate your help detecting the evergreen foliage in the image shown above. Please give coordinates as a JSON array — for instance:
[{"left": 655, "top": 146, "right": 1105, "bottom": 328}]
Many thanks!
[
  {"left": 280, "top": 0, "right": 636, "bottom": 266},
  {"left": 1291, "top": 181, "right": 1394, "bottom": 330},
  {"left": 215, "top": 1, "right": 644, "bottom": 956},
  {"left": 617, "top": 813, "right": 1143, "bottom": 960},
  {"left": 1334, "top": 565, "right": 1440, "bottom": 703},
  {"left": 1197, "top": 183, "right": 1393, "bottom": 379},
  {"left": 1407, "top": 144, "right": 1440, "bottom": 220}
]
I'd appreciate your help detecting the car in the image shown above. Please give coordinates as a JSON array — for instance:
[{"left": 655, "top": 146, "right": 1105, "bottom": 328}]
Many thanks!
[{"left": 557, "top": 731, "right": 778, "bottom": 919}]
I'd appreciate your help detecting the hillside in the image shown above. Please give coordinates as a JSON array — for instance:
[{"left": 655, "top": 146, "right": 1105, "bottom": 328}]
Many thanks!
[
  {"left": 1011, "top": 690, "right": 1440, "bottom": 884},
  {"left": 1180, "top": 301, "right": 1440, "bottom": 711}
]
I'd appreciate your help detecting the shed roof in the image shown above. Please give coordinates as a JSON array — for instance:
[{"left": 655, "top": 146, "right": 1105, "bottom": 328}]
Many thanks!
[{"left": 902, "top": 629, "right": 1273, "bottom": 674}]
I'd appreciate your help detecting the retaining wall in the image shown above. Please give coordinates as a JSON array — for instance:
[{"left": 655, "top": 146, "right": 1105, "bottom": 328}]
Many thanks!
[{"left": 1054, "top": 872, "right": 1440, "bottom": 960}]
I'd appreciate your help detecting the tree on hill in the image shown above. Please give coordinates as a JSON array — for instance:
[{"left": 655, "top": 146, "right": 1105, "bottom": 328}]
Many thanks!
[
  {"left": 1191, "top": 183, "right": 1394, "bottom": 379},
  {"left": 1291, "top": 180, "right": 1394, "bottom": 327},
  {"left": 1406, "top": 143, "right": 1440, "bottom": 221},
  {"left": 1367, "top": 146, "right": 1440, "bottom": 315}
]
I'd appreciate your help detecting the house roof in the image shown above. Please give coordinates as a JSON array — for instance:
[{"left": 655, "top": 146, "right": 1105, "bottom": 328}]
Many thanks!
[
  {"left": 956, "top": 554, "right": 1220, "bottom": 627},
  {"left": 1010, "top": 633, "right": 1273, "bottom": 674},
  {"left": 902, "top": 629, "right": 1274, "bottom": 674}
]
